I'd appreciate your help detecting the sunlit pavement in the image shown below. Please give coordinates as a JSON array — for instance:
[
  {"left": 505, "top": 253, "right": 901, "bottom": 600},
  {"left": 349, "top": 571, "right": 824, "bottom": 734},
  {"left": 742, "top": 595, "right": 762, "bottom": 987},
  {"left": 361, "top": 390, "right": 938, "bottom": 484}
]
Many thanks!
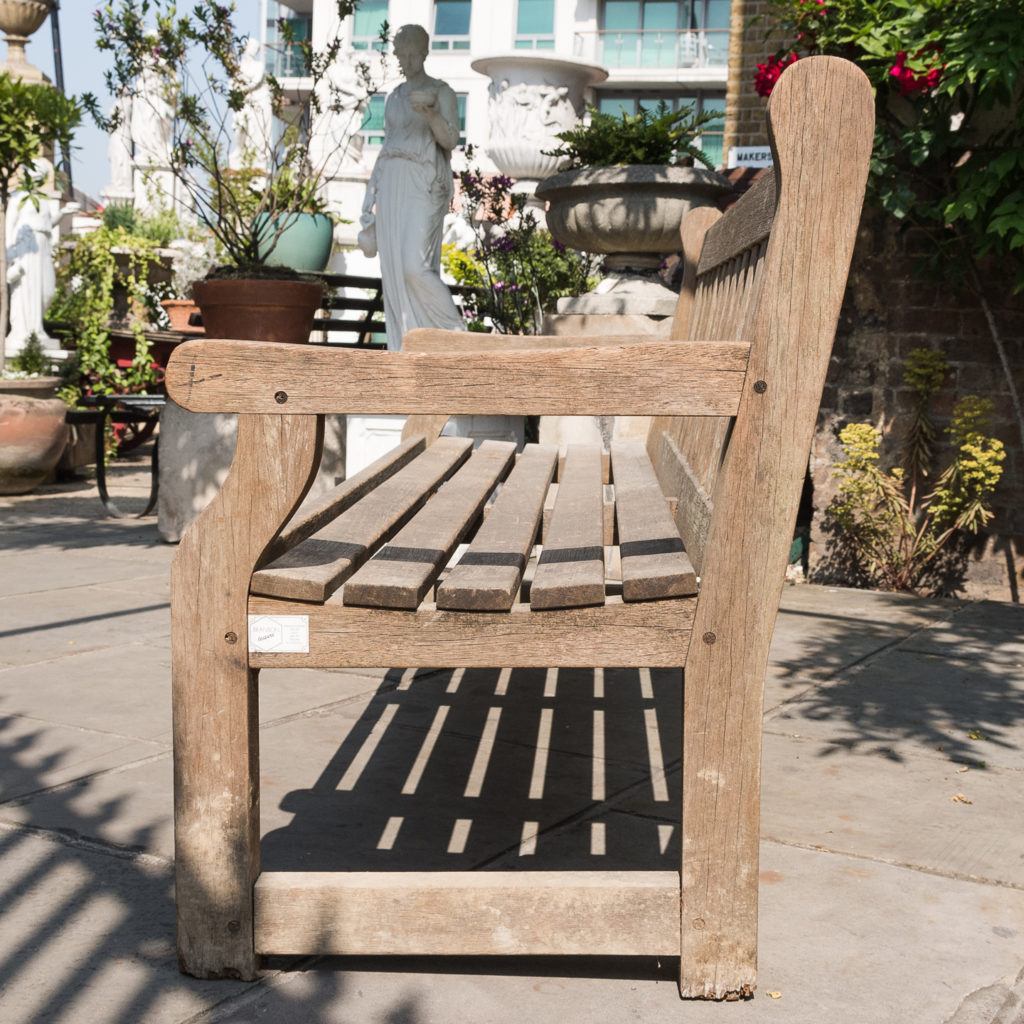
[{"left": 1, "top": 448, "right": 1022, "bottom": 1024}]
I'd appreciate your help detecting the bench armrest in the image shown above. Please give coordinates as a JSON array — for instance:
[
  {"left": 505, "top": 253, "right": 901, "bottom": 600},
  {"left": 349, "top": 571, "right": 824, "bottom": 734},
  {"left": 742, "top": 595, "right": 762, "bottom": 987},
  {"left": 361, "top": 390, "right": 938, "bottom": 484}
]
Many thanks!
[{"left": 164, "top": 337, "right": 750, "bottom": 418}]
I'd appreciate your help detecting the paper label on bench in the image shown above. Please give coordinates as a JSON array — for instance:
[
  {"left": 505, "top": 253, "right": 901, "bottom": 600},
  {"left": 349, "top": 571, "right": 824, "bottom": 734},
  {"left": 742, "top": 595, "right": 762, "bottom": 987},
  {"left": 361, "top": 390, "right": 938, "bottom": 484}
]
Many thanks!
[{"left": 248, "top": 615, "right": 309, "bottom": 653}]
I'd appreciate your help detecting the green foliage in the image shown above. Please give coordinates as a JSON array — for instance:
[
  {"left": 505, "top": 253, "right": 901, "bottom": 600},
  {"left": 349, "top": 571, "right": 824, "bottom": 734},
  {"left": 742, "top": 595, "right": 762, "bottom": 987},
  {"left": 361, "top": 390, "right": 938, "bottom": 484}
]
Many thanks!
[
  {"left": 830, "top": 367, "right": 1006, "bottom": 593},
  {"left": 102, "top": 204, "right": 189, "bottom": 247},
  {"left": 48, "top": 227, "right": 167, "bottom": 405},
  {"left": 446, "top": 156, "right": 601, "bottom": 335},
  {"left": 902, "top": 346, "right": 949, "bottom": 489},
  {"left": 544, "top": 101, "right": 723, "bottom": 169},
  {"left": 87, "top": 2, "right": 385, "bottom": 272},
  {"left": 758, "top": 0, "right": 1024, "bottom": 288},
  {"left": 0, "top": 72, "right": 82, "bottom": 374},
  {"left": 6, "top": 332, "right": 51, "bottom": 377}
]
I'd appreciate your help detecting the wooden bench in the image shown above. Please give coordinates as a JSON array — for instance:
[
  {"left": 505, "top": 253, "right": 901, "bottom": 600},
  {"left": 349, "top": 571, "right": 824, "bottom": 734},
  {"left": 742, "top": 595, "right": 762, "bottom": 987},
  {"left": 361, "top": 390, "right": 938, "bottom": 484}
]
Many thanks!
[{"left": 165, "top": 57, "right": 873, "bottom": 998}]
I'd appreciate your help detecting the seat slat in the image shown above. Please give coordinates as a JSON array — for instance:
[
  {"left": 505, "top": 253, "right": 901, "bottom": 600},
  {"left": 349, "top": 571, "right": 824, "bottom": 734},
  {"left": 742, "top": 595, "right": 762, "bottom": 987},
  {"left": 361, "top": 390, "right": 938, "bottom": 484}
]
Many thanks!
[
  {"left": 343, "top": 440, "right": 518, "bottom": 610},
  {"left": 436, "top": 444, "right": 558, "bottom": 611},
  {"left": 531, "top": 445, "right": 605, "bottom": 610},
  {"left": 251, "top": 436, "right": 473, "bottom": 603},
  {"left": 263, "top": 434, "right": 427, "bottom": 564},
  {"left": 611, "top": 439, "right": 697, "bottom": 602}
]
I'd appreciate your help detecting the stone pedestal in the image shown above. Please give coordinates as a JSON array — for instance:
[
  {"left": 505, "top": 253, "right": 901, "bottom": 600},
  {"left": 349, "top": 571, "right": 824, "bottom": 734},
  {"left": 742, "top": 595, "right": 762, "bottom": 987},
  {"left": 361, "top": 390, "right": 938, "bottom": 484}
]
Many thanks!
[{"left": 157, "top": 403, "right": 347, "bottom": 543}]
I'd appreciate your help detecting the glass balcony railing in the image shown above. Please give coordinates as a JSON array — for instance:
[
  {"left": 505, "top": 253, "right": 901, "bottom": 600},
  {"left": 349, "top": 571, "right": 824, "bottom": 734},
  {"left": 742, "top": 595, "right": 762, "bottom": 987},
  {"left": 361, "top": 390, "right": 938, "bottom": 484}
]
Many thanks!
[
  {"left": 265, "top": 41, "right": 309, "bottom": 79},
  {"left": 574, "top": 29, "right": 729, "bottom": 70}
]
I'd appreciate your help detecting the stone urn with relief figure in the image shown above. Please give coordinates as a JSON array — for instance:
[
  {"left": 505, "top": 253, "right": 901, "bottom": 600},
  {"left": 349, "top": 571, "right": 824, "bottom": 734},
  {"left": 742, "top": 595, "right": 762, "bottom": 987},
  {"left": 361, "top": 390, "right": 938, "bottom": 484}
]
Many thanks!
[{"left": 470, "top": 54, "right": 608, "bottom": 219}]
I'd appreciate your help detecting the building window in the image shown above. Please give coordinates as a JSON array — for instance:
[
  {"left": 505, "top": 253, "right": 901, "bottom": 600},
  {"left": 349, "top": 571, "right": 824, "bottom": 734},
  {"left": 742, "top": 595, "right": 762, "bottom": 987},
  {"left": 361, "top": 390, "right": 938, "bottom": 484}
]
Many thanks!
[
  {"left": 598, "top": 1, "right": 730, "bottom": 69},
  {"left": 455, "top": 93, "right": 468, "bottom": 145},
  {"left": 265, "top": 3, "right": 313, "bottom": 78},
  {"left": 361, "top": 93, "right": 464, "bottom": 148},
  {"left": 360, "top": 93, "right": 387, "bottom": 146},
  {"left": 596, "top": 92, "right": 725, "bottom": 168},
  {"left": 515, "top": 0, "right": 555, "bottom": 50},
  {"left": 352, "top": 0, "right": 389, "bottom": 50},
  {"left": 432, "top": 0, "right": 472, "bottom": 50}
]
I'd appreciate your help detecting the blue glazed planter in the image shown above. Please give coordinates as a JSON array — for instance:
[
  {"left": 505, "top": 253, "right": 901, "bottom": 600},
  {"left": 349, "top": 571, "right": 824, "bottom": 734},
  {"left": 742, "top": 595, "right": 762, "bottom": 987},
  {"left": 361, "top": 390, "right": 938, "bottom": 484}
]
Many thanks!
[{"left": 256, "top": 212, "right": 334, "bottom": 272}]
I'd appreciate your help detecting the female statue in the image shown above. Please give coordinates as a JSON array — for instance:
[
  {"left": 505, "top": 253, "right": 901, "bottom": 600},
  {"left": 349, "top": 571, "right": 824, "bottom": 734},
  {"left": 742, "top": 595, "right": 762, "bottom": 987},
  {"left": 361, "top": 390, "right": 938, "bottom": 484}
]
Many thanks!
[{"left": 358, "top": 24, "right": 465, "bottom": 350}]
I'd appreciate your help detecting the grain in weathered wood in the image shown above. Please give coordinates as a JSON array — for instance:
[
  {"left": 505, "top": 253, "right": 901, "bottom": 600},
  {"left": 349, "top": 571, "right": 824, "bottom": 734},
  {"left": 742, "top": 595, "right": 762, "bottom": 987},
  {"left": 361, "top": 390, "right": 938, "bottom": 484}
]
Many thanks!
[
  {"left": 611, "top": 439, "right": 697, "bottom": 602},
  {"left": 255, "top": 871, "right": 679, "bottom": 956},
  {"left": 343, "top": 440, "right": 517, "bottom": 610},
  {"left": 247, "top": 592, "right": 694, "bottom": 668},
  {"left": 403, "top": 329, "right": 661, "bottom": 352},
  {"left": 541, "top": 481, "right": 615, "bottom": 547},
  {"left": 696, "top": 169, "right": 777, "bottom": 276},
  {"left": 262, "top": 435, "right": 426, "bottom": 564},
  {"left": 172, "top": 413, "right": 323, "bottom": 981},
  {"left": 679, "top": 57, "right": 873, "bottom": 999},
  {"left": 252, "top": 436, "right": 472, "bottom": 602},
  {"left": 531, "top": 444, "right": 605, "bottom": 610},
  {"left": 165, "top": 340, "right": 749, "bottom": 417},
  {"left": 671, "top": 206, "right": 721, "bottom": 340},
  {"left": 436, "top": 444, "right": 557, "bottom": 611}
]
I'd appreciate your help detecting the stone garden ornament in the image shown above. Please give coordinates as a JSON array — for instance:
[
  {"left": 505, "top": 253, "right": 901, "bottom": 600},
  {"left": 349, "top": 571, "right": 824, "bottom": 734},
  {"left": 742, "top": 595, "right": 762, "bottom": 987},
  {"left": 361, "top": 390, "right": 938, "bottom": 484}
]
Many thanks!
[{"left": 358, "top": 23, "right": 465, "bottom": 351}]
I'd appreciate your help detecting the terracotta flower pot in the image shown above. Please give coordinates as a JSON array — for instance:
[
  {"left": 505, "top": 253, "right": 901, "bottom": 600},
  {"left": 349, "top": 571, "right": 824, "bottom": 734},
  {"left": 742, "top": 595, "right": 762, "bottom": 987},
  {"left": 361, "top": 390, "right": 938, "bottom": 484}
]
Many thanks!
[
  {"left": 192, "top": 278, "right": 323, "bottom": 345},
  {"left": 0, "top": 394, "right": 69, "bottom": 495},
  {"left": 161, "top": 299, "right": 203, "bottom": 334}
]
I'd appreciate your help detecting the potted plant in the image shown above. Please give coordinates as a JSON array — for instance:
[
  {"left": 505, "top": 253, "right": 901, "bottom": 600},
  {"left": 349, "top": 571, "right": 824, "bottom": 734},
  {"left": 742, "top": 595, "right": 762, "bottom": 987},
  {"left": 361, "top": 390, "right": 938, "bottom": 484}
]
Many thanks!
[
  {"left": 0, "top": 71, "right": 80, "bottom": 494},
  {"left": 89, "top": 1, "right": 386, "bottom": 344},
  {"left": 535, "top": 102, "right": 732, "bottom": 264}
]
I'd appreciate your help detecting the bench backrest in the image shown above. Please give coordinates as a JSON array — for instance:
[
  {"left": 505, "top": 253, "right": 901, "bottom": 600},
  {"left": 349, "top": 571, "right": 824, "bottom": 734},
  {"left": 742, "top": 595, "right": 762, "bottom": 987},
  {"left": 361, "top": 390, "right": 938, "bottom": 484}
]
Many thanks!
[{"left": 646, "top": 56, "right": 873, "bottom": 578}]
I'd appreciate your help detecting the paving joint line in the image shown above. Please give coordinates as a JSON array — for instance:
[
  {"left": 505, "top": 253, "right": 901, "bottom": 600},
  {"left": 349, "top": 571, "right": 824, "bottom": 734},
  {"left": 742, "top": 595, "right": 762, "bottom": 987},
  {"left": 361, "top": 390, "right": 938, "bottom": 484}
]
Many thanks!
[
  {"left": 762, "top": 832, "right": 1024, "bottom": 892},
  {"left": 0, "top": 748, "right": 173, "bottom": 808},
  {"left": 0, "top": 815, "right": 173, "bottom": 869}
]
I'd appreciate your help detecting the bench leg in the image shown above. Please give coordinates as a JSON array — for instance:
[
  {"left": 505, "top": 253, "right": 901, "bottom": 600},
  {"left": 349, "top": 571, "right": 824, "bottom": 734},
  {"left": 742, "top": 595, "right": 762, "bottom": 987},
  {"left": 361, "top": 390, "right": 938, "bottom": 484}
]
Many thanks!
[
  {"left": 171, "top": 414, "right": 323, "bottom": 979},
  {"left": 680, "top": 655, "right": 764, "bottom": 1000}
]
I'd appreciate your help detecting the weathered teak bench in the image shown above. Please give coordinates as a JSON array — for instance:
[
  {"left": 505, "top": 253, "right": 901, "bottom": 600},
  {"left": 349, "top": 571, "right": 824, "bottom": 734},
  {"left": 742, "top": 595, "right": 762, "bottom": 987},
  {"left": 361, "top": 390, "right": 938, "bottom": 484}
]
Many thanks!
[{"left": 165, "top": 57, "right": 873, "bottom": 998}]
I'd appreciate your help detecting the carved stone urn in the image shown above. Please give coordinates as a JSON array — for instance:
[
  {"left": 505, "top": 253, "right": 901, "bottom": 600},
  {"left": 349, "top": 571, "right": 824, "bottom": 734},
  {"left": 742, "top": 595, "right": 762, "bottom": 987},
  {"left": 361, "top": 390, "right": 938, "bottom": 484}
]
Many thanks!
[
  {"left": 0, "top": 0, "right": 53, "bottom": 83},
  {"left": 470, "top": 54, "right": 607, "bottom": 192},
  {"left": 536, "top": 164, "right": 733, "bottom": 316}
]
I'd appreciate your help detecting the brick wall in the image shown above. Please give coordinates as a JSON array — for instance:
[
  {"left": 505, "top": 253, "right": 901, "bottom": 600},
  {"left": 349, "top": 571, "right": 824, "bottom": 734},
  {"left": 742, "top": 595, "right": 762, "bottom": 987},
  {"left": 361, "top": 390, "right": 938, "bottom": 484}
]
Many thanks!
[
  {"left": 723, "top": 0, "right": 779, "bottom": 154},
  {"left": 809, "top": 207, "right": 1024, "bottom": 600}
]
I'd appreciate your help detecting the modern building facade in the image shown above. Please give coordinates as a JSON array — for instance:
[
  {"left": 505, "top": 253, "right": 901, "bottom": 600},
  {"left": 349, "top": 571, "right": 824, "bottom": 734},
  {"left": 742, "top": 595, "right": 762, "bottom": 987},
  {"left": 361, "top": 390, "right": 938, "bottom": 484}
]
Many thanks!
[{"left": 259, "top": 0, "right": 735, "bottom": 187}]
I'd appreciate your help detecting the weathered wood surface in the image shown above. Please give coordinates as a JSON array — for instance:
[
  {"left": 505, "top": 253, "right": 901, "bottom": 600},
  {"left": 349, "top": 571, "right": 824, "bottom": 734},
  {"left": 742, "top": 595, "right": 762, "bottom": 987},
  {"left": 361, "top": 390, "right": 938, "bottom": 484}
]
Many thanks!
[
  {"left": 611, "top": 439, "right": 697, "bottom": 601},
  {"left": 344, "top": 440, "right": 517, "bottom": 609},
  {"left": 172, "top": 413, "right": 323, "bottom": 981},
  {"left": 164, "top": 340, "right": 750, "bottom": 416},
  {"left": 167, "top": 54, "right": 874, "bottom": 1002},
  {"left": 696, "top": 169, "right": 777, "bottom": 276},
  {"left": 255, "top": 871, "right": 679, "bottom": 956},
  {"left": 671, "top": 206, "right": 722, "bottom": 341},
  {"left": 437, "top": 444, "right": 558, "bottom": 611},
  {"left": 401, "top": 329, "right": 660, "bottom": 352},
  {"left": 651, "top": 428, "right": 716, "bottom": 581},
  {"left": 531, "top": 445, "right": 606, "bottom": 610},
  {"left": 262, "top": 434, "right": 426, "bottom": 565},
  {"left": 252, "top": 437, "right": 472, "bottom": 603},
  {"left": 247, "top": 593, "right": 695, "bottom": 668},
  {"left": 678, "top": 56, "right": 873, "bottom": 999}
]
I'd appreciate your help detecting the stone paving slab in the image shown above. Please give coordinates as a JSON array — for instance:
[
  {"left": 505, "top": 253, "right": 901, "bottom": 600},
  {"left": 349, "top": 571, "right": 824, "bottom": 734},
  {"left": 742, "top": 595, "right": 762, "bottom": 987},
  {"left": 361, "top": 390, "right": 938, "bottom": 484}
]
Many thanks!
[
  {"left": 0, "top": 590, "right": 170, "bottom": 668},
  {"left": 758, "top": 732, "right": 1024, "bottom": 888},
  {"left": 767, "top": 653, "right": 1024, "bottom": 771},
  {"left": 0, "top": 644, "right": 173, "bottom": 740},
  {"left": 0, "top": 826, "right": 249, "bottom": 1024},
  {"left": 0, "top": 713, "right": 164, "bottom": 806}
]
